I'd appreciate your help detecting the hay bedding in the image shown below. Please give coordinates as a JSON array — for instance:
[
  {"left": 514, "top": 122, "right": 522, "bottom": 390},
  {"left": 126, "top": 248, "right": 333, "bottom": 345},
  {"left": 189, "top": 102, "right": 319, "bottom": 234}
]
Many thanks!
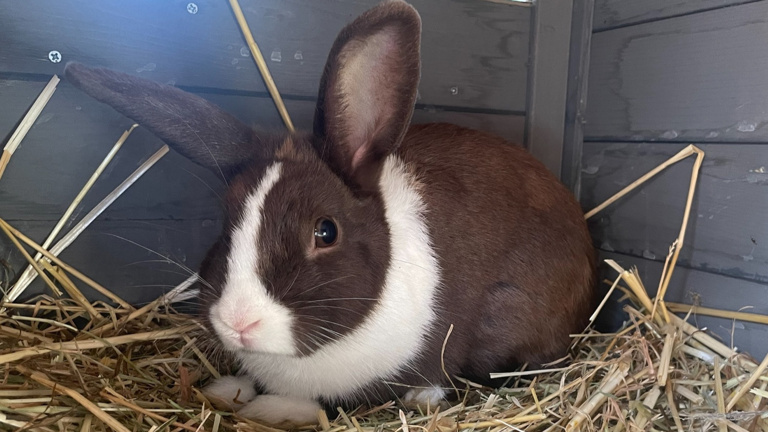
[{"left": 1, "top": 224, "right": 767, "bottom": 432}]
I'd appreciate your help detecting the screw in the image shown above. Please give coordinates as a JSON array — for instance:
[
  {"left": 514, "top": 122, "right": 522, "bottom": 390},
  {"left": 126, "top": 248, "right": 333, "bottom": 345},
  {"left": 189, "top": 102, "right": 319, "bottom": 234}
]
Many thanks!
[
  {"left": 449, "top": 86, "right": 459, "bottom": 96},
  {"left": 187, "top": 3, "right": 198, "bottom": 14},
  {"left": 48, "top": 50, "right": 62, "bottom": 63}
]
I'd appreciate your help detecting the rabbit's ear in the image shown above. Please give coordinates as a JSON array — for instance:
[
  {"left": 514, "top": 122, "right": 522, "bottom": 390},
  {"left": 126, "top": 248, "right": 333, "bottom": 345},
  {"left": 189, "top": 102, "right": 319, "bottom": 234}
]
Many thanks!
[
  {"left": 65, "top": 62, "right": 275, "bottom": 179},
  {"left": 313, "top": 1, "right": 421, "bottom": 191}
]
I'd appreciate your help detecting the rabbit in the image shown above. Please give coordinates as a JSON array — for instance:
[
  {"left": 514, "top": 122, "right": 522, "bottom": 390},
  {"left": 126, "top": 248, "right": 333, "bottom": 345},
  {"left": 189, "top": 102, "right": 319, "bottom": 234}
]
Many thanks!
[{"left": 64, "top": 0, "right": 595, "bottom": 425}]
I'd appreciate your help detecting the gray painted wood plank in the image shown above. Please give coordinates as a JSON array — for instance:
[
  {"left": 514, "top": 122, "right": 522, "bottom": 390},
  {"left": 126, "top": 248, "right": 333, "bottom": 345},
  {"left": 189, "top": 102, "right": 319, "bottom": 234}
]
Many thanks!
[
  {"left": 524, "top": 0, "right": 573, "bottom": 177},
  {"left": 0, "top": 219, "right": 221, "bottom": 306},
  {"left": 586, "top": 1, "right": 768, "bottom": 142},
  {"left": 582, "top": 142, "right": 768, "bottom": 284},
  {"left": 597, "top": 251, "right": 768, "bottom": 360},
  {"left": 592, "top": 0, "right": 755, "bottom": 31},
  {"left": 0, "top": 79, "right": 526, "bottom": 222},
  {"left": 0, "top": 0, "right": 530, "bottom": 112}
]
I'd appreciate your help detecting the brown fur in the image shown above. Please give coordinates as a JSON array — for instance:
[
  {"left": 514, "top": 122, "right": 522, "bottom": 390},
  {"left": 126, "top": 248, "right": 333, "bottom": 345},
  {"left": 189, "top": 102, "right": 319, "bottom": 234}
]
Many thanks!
[
  {"left": 64, "top": 0, "right": 596, "bottom": 411},
  {"left": 257, "top": 150, "right": 391, "bottom": 355},
  {"left": 397, "top": 123, "right": 595, "bottom": 388}
]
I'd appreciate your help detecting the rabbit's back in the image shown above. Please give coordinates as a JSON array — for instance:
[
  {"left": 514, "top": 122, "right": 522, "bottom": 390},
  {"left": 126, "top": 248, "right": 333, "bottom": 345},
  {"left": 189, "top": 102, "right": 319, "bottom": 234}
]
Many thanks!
[{"left": 397, "top": 123, "right": 595, "bottom": 380}]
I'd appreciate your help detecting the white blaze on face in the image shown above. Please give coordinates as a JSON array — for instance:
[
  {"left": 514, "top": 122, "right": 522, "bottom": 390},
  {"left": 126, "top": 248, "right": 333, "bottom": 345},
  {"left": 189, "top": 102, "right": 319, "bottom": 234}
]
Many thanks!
[
  {"left": 237, "top": 156, "right": 442, "bottom": 402},
  {"left": 208, "top": 163, "right": 297, "bottom": 356}
]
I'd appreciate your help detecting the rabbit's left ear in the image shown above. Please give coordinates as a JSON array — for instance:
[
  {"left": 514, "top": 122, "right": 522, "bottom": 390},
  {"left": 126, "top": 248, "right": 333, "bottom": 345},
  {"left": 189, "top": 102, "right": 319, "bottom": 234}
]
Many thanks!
[
  {"left": 64, "top": 62, "right": 273, "bottom": 179},
  {"left": 313, "top": 0, "right": 421, "bottom": 191}
]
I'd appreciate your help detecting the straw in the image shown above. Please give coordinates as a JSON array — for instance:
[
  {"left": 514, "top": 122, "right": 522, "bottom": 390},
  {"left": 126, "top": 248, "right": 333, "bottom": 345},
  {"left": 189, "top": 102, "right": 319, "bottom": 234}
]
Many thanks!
[
  {"left": 228, "top": 0, "right": 294, "bottom": 132},
  {"left": 655, "top": 146, "right": 705, "bottom": 320},
  {"left": 0, "top": 219, "right": 62, "bottom": 300},
  {"left": 16, "top": 365, "right": 131, "bottom": 432},
  {"left": 667, "top": 302, "right": 768, "bottom": 325},
  {"left": 0, "top": 218, "right": 132, "bottom": 309},
  {"left": 584, "top": 144, "right": 703, "bottom": 219},
  {"left": 726, "top": 353, "right": 768, "bottom": 411},
  {"left": 0, "top": 75, "right": 60, "bottom": 180},
  {"left": 2, "top": 144, "right": 168, "bottom": 305},
  {"left": 8, "top": 125, "right": 137, "bottom": 305}
]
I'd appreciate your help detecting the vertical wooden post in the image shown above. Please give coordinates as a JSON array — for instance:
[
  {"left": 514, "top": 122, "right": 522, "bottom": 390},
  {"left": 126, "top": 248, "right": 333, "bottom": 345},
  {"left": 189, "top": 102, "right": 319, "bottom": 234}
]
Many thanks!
[
  {"left": 525, "top": 0, "right": 574, "bottom": 180},
  {"left": 561, "top": 0, "right": 595, "bottom": 199}
]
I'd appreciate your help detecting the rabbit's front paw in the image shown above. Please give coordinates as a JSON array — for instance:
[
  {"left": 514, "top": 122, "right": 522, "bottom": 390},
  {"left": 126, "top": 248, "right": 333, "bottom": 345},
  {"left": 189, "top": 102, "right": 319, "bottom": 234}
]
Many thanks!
[
  {"left": 202, "top": 375, "right": 256, "bottom": 410},
  {"left": 237, "top": 394, "right": 321, "bottom": 426}
]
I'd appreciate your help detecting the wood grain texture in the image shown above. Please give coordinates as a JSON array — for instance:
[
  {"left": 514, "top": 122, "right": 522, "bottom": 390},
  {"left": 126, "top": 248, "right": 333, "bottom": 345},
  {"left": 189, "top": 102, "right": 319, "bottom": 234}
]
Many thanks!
[
  {"left": 596, "top": 251, "right": 768, "bottom": 360},
  {"left": 592, "top": 0, "right": 755, "bottom": 31},
  {"left": 0, "top": 79, "right": 526, "bottom": 222},
  {"left": 582, "top": 142, "right": 768, "bottom": 284},
  {"left": 0, "top": 219, "right": 221, "bottom": 306},
  {"left": 0, "top": 0, "right": 529, "bottom": 112},
  {"left": 586, "top": 1, "right": 768, "bottom": 142}
]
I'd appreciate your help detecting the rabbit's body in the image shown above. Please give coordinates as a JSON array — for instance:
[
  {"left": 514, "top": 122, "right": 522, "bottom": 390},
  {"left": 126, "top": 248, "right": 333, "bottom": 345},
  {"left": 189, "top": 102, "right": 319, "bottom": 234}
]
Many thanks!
[
  {"left": 64, "top": 0, "right": 595, "bottom": 426},
  {"left": 223, "top": 122, "right": 594, "bottom": 408}
]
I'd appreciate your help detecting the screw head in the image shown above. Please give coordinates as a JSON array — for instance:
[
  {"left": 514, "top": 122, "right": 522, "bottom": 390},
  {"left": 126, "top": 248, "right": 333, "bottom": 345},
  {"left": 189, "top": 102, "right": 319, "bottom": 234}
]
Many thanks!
[
  {"left": 449, "top": 86, "right": 459, "bottom": 96},
  {"left": 48, "top": 50, "right": 62, "bottom": 63},
  {"left": 187, "top": 3, "right": 198, "bottom": 14}
]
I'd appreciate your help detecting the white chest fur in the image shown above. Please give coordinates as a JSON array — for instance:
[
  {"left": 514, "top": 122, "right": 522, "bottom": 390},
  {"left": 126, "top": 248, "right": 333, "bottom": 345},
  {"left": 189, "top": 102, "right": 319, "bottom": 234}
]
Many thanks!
[{"left": 237, "top": 155, "right": 441, "bottom": 401}]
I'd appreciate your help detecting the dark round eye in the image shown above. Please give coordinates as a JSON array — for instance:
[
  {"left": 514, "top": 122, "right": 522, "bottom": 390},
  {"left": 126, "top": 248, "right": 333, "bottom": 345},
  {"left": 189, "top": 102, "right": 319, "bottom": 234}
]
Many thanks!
[{"left": 314, "top": 218, "right": 338, "bottom": 248}]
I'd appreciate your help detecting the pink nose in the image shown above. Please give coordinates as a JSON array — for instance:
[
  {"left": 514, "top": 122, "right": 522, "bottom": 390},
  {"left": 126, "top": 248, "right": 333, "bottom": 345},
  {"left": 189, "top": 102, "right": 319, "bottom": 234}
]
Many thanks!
[{"left": 233, "top": 320, "right": 261, "bottom": 345}]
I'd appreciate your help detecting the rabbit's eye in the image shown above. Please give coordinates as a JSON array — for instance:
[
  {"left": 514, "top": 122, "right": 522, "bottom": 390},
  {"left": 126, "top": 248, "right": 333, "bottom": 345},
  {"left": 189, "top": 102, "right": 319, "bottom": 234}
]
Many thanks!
[{"left": 314, "top": 218, "right": 338, "bottom": 248}]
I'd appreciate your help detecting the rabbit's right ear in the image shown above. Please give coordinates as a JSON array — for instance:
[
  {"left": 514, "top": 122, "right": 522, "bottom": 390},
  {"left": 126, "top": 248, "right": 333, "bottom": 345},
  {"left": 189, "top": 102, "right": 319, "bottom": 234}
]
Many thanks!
[
  {"left": 64, "top": 62, "right": 273, "bottom": 178},
  {"left": 313, "top": 0, "right": 421, "bottom": 191}
]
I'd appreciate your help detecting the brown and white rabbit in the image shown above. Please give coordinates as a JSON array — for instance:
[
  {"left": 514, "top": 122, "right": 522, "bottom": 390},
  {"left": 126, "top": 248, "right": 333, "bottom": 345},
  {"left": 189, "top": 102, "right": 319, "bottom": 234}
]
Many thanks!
[{"left": 64, "top": 0, "right": 595, "bottom": 425}]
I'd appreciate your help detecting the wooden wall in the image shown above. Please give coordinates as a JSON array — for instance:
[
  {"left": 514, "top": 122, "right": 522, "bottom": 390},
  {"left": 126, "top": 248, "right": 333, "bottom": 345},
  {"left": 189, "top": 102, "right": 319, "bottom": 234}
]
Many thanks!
[
  {"left": 0, "top": 1, "right": 531, "bottom": 305},
  {"left": 586, "top": 0, "right": 768, "bottom": 359}
]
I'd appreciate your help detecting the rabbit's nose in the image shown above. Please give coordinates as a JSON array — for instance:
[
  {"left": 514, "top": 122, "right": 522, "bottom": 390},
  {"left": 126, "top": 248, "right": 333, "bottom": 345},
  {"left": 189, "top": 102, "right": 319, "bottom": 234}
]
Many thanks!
[{"left": 233, "top": 320, "right": 262, "bottom": 346}]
